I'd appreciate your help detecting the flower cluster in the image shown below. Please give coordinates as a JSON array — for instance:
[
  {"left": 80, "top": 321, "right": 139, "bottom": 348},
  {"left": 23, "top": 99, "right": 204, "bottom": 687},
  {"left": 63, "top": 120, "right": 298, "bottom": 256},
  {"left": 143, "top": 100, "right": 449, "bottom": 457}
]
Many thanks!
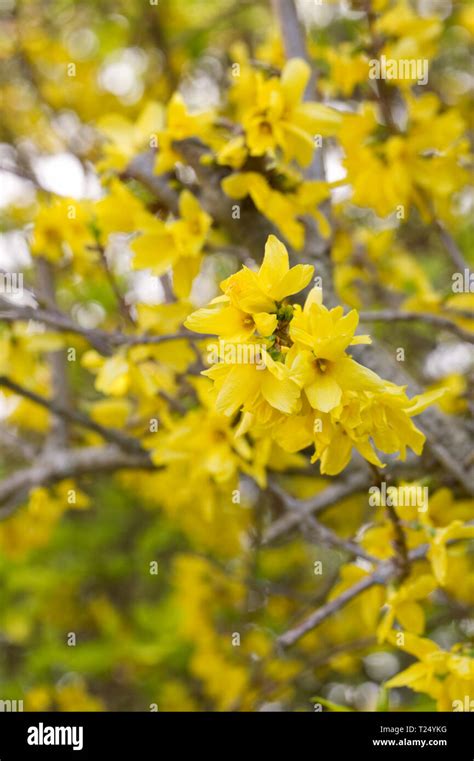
[{"left": 186, "top": 235, "right": 441, "bottom": 475}]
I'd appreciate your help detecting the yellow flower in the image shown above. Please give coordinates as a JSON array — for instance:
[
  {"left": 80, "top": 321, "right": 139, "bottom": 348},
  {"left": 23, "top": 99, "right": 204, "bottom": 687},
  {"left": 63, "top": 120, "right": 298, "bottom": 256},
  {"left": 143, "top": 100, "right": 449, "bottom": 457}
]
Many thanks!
[
  {"left": 323, "top": 44, "right": 369, "bottom": 97},
  {"left": 25, "top": 686, "right": 52, "bottom": 712},
  {"left": 240, "top": 58, "right": 341, "bottom": 167},
  {"left": 222, "top": 172, "right": 305, "bottom": 249},
  {"left": 185, "top": 235, "right": 313, "bottom": 338},
  {"left": 131, "top": 190, "right": 211, "bottom": 297},
  {"left": 94, "top": 179, "right": 151, "bottom": 236},
  {"left": 185, "top": 235, "right": 442, "bottom": 476},
  {"left": 97, "top": 101, "right": 164, "bottom": 172},
  {"left": 340, "top": 95, "right": 469, "bottom": 219},
  {"left": 171, "top": 189, "right": 212, "bottom": 257},
  {"left": 55, "top": 679, "right": 104, "bottom": 711},
  {"left": 427, "top": 520, "right": 474, "bottom": 585},
  {"left": 285, "top": 286, "right": 372, "bottom": 413},
  {"left": 376, "top": 1, "right": 442, "bottom": 64},
  {"left": 203, "top": 352, "right": 301, "bottom": 419},
  {"left": 216, "top": 135, "right": 248, "bottom": 169},
  {"left": 377, "top": 575, "right": 436, "bottom": 643},
  {"left": 155, "top": 93, "right": 214, "bottom": 174},
  {"left": 30, "top": 198, "right": 93, "bottom": 262},
  {"left": 90, "top": 398, "right": 132, "bottom": 428},
  {"left": 308, "top": 385, "right": 443, "bottom": 476},
  {"left": 151, "top": 405, "right": 250, "bottom": 485},
  {"left": 222, "top": 172, "right": 331, "bottom": 248},
  {"left": 386, "top": 632, "right": 474, "bottom": 711},
  {"left": 426, "top": 373, "right": 468, "bottom": 415},
  {"left": 221, "top": 234, "right": 313, "bottom": 312}
]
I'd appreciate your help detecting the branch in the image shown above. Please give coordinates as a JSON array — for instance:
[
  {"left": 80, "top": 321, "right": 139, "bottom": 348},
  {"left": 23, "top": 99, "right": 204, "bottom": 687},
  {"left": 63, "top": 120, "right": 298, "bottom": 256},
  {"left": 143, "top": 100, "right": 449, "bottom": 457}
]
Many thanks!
[
  {"left": 0, "top": 376, "right": 148, "bottom": 456},
  {"left": 88, "top": 243, "right": 135, "bottom": 327},
  {"left": 277, "top": 570, "right": 384, "bottom": 648},
  {"left": 0, "top": 445, "right": 154, "bottom": 519},
  {"left": 264, "top": 472, "right": 370, "bottom": 544},
  {"left": 122, "top": 151, "right": 180, "bottom": 215},
  {"left": 433, "top": 219, "right": 468, "bottom": 273},
  {"left": 0, "top": 298, "right": 211, "bottom": 354},
  {"left": 0, "top": 297, "right": 114, "bottom": 355},
  {"left": 277, "top": 527, "right": 473, "bottom": 648},
  {"left": 370, "top": 464, "right": 409, "bottom": 580},
  {"left": 354, "top": 342, "right": 474, "bottom": 494},
  {"left": 0, "top": 426, "right": 38, "bottom": 461},
  {"left": 359, "top": 310, "right": 474, "bottom": 344},
  {"left": 271, "top": 0, "right": 308, "bottom": 63},
  {"left": 302, "top": 514, "right": 378, "bottom": 565},
  {"left": 36, "top": 258, "right": 70, "bottom": 448}
]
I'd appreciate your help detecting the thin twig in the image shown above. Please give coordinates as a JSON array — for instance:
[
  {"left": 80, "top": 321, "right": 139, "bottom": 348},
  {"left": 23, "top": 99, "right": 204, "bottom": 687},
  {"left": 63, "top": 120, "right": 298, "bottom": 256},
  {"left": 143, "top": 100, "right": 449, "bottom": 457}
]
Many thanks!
[
  {"left": 264, "top": 472, "right": 370, "bottom": 544},
  {"left": 359, "top": 310, "right": 474, "bottom": 344},
  {"left": 0, "top": 376, "right": 147, "bottom": 456},
  {"left": 88, "top": 243, "right": 135, "bottom": 327},
  {"left": 369, "top": 464, "right": 409, "bottom": 581},
  {"left": 0, "top": 445, "right": 155, "bottom": 518},
  {"left": 0, "top": 298, "right": 211, "bottom": 353},
  {"left": 433, "top": 219, "right": 468, "bottom": 273},
  {"left": 276, "top": 526, "right": 473, "bottom": 648},
  {"left": 36, "top": 258, "right": 70, "bottom": 448}
]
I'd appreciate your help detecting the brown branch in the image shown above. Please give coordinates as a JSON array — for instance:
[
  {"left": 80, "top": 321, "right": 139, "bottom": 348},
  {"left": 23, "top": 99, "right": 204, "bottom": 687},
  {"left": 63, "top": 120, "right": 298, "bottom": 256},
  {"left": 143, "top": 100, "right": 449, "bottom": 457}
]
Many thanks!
[
  {"left": 264, "top": 472, "right": 370, "bottom": 544},
  {"left": 88, "top": 243, "right": 135, "bottom": 327},
  {"left": 0, "top": 376, "right": 148, "bottom": 456},
  {"left": 36, "top": 258, "right": 70, "bottom": 449},
  {"left": 302, "top": 514, "right": 379, "bottom": 565},
  {"left": 0, "top": 444, "right": 154, "bottom": 518},
  {"left": 359, "top": 310, "right": 474, "bottom": 344},
  {"left": 276, "top": 528, "right": 473, "bottom": 648},
  {"left": 369, "top": 464, "right": 409, "bottom": 580},
  {"left": 433, "top": 219, "right": 468, "bottom": 273},
  {"left": 0, "top": 298, "right": 211, "bottom": 353},
  {"left": 122, "top": 151, "right": 180, "bottom": 215},
  {"left": 277, "top": 570, "right": 384, "bottom": 648}
]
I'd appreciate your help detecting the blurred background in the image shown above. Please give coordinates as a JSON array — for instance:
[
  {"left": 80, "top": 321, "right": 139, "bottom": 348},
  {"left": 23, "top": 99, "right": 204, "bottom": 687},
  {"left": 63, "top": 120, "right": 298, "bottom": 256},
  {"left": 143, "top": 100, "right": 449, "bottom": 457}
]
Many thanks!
[{"left": 0, "top": 0, "right": 472, "bottom": 712}]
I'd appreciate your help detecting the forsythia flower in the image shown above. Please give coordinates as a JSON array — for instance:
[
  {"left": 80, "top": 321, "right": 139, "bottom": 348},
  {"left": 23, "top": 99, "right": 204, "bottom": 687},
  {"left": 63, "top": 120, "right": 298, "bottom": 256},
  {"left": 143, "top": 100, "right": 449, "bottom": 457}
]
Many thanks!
[
  {"left": 339, "top": 95, "right": 469, "bottom": 219},
  {"left": 97, "top": 101, "right": 164, "bottom": 172},
  {"left": 386, "top": 632, "right": 474, "bottom": 712},
  {"left": 131, "top": 190, "right": 212, "bottom": 297},
  {"left": 232, "top": 57, "right": 341, "bottom": 167},
  {"left": 154, "top": 93, "right": 214, "bottom": 174},
  {"left": 376, "top": 1, "right": 443, "bottom": 66},
  {"left": 222, "top": 171, "right": 331, "bottom": 248},
  {"left": 427, "top": 520, "right": 474, "bottom": 585},
  {"left": 30, "top": 198, "right": 93, "bottom": 262},
  {"left": 185, "top": 235, "right": 442, "bottom": 475},
  {"left": 185, "top": 234, "right": 313, "bottom": 339},
  {"left": 377, "top": 574, "right": 436, "bottom": 642}
]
